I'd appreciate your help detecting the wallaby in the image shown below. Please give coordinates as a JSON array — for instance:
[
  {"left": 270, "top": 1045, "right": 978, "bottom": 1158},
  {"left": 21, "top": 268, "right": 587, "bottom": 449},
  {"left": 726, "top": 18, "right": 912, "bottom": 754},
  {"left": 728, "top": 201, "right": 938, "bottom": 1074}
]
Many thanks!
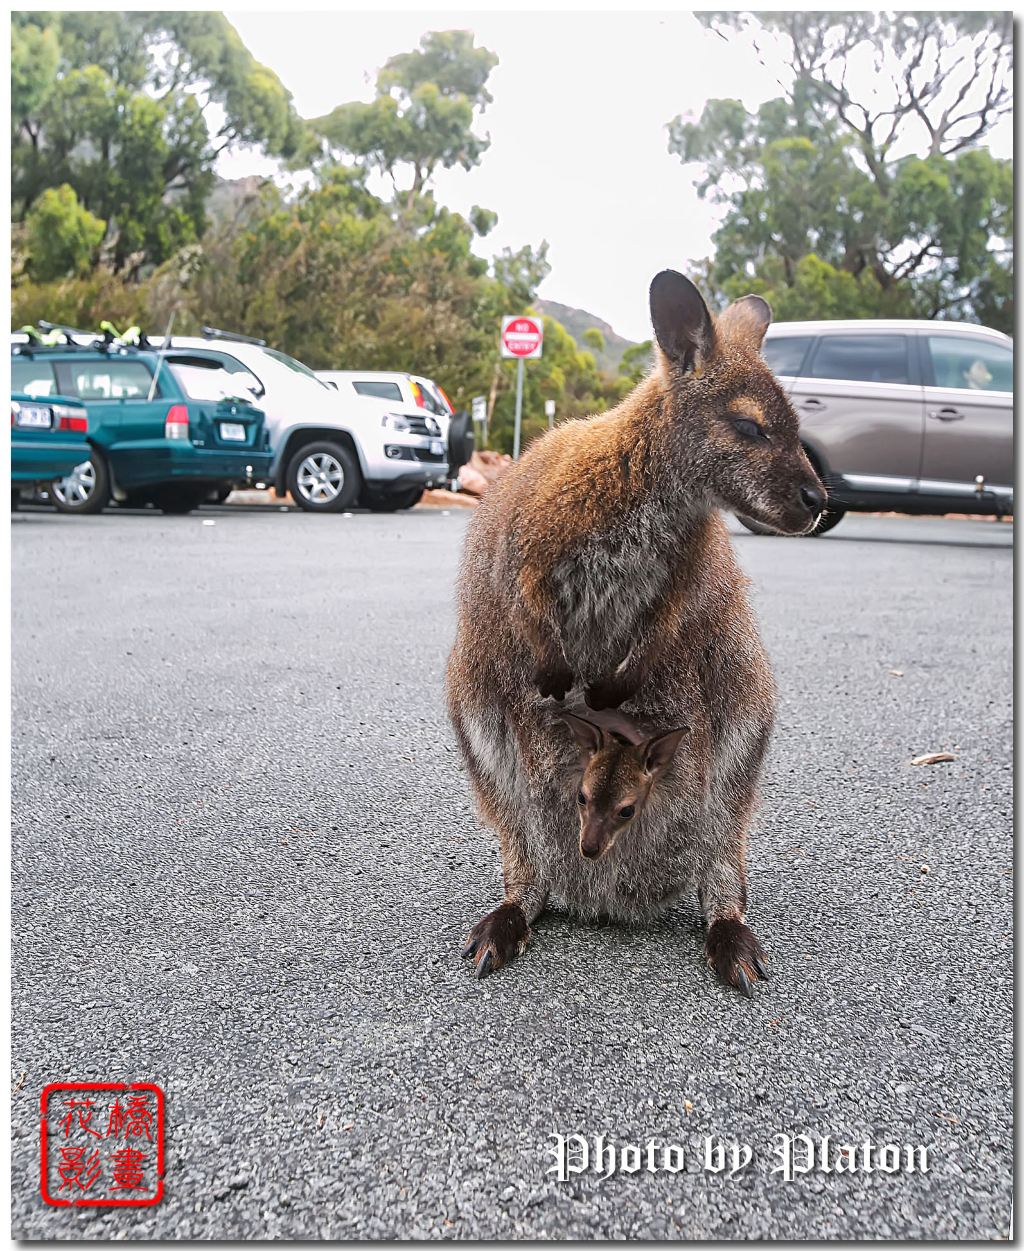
[
  {"left": 553, "top": 709, "right": 689, "bottom": 862},
  {"left": 447, "top": 270, "right": 825, "bottom": 994}
]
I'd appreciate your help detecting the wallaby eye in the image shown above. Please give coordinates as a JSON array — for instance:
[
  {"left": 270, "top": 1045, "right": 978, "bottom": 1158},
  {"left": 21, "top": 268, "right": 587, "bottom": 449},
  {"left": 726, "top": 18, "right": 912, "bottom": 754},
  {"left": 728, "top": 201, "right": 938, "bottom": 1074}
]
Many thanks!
[
  {"left": 732, "top": 417, "right": 769, "bottom": 443},
  {"left": 617, "top": 804, "right": 636, "bottom": 821},
  {"left": 577, "top": 791, "right": 587, "bottom": 806}
]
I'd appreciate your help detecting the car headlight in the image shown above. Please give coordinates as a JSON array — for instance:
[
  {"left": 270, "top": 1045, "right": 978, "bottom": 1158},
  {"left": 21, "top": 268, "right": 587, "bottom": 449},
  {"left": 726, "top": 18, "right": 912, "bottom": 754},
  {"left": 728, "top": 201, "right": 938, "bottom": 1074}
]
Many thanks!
[
  {"left": 425, "top": 416, "right": 441, "bottom": 437},
  {"left": 381, "top": 413, "right": 411, "bottom": 433}
]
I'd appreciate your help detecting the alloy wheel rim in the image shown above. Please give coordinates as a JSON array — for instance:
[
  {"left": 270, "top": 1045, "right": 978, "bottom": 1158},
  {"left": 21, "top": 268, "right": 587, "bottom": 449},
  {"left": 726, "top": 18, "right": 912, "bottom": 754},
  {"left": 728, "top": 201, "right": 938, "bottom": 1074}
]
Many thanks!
[
  {"left": 297, "top": 453, "right": 343, "bottom": 503},
  {"left": 53, "top": 460, "right": 95, "bottom": 506}
]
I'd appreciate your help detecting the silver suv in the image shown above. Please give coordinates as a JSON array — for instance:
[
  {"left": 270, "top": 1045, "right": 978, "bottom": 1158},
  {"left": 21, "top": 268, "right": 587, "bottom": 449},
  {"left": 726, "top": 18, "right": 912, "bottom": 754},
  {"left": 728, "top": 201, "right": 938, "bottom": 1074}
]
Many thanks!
[{"left": 747, "top": 319, "right": 1013, "bottom": 535}]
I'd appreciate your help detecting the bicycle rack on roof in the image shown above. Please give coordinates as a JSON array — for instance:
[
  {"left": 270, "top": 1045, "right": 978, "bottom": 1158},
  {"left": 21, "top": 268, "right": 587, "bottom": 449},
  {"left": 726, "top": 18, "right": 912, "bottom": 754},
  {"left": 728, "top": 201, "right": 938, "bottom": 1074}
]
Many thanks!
[
  {"left": 11, "top": 321, "right": 168, "bottom": 357},
  {"left": 201, "top": 326, "right": 267, "bottom": 347}
]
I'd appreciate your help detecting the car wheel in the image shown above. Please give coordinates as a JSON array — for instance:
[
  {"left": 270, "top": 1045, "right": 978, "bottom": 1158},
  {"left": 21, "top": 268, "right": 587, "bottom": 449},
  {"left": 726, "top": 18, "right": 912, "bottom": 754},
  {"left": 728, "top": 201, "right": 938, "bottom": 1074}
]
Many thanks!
[
  {"left": 51, "top": 454, "right": 110, "bottom": 515},
  {"left": 807, "top": 506, "right": 845, "bottom": 536},
  {"left": 446, "top": 412, "right": 475, "bottom": 475},
  {"left": 150, "top": 486, "right": 209, "bottom": 515},
  {"left": 736, "top": 507, "right": 846, "bottom": 536},
  {"left": 11, "top": 489, "right": 20, "bottom": 512},
  {"left": 366, "top": 487, "right": 424, "bottom": 512},
  {"left": 735, "top": 513, "right": 777, "bottom": 536},
  {"left": 287, "top": 442, "right": 360, "bottom": 513}
]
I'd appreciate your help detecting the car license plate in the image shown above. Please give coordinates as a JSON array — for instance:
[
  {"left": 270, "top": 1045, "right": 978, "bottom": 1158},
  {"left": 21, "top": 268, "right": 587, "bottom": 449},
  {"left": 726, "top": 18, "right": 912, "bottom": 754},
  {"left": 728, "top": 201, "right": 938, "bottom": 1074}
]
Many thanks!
[
  {"left": 430, "top": 439, "right": 444, "bottom": 456},
  {"left": 15, "top": 405, "right": 52, "bottom": 429},
  {"left": 220, "top": 422, "right": 246, "bottom": 441}
]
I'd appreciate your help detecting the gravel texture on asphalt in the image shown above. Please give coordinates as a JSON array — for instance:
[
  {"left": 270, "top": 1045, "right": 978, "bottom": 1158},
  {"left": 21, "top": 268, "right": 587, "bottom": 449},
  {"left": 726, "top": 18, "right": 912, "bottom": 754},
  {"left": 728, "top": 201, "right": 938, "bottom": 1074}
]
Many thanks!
[{"left": 11, "top": 505, "right": 1012, "bottom": 1239}]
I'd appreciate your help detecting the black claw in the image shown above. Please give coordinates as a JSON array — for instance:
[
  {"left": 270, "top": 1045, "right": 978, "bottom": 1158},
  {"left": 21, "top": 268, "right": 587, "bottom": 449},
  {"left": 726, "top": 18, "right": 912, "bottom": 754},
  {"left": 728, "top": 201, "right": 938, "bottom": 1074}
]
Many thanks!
[
  {"left": 461, "top": 939, "right": 477, "bottom": 959},
  {"left": 735, "top": 965, "right": 753, "bottom": 998},
  {"left": 476, "top": 950, "right": 493, "bottom": 979},
  {"left": 753, "top": 953, "right": 770, "bottom": 980}
]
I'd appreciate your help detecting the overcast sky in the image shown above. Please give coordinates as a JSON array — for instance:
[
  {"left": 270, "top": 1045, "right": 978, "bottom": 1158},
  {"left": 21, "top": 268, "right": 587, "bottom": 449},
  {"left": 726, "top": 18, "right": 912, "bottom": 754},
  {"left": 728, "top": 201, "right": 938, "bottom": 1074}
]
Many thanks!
[{"left": 221, "top": 10, "right": 1012, "bottom": 343}]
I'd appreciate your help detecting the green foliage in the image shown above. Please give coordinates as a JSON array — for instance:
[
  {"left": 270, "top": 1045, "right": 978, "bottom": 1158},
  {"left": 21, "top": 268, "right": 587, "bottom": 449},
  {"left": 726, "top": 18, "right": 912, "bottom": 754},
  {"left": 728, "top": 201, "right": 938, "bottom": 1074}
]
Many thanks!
[
  {"left": 11, "top": 11, "right": 305, "bottom": 271},
  {"left": 24, "top": 184, "right": 106, "bottom": 281},
  {"left": 618, "top": 341, "right": 654, "bottom": 386},
  {"left": 670, "top": 12, "right": 1013, "bottom": 332},
  {"left": 10, "top": 22, "right": 627, "bottom": 450},
  {"left": 488, "top": 317, "right": 631, "bottom": 455},
  {"left": 11, "top": 266, "right": 153, "bottom": 331},
  {"left": 313, "top": 30, "right": 497, "bottom": 204}
]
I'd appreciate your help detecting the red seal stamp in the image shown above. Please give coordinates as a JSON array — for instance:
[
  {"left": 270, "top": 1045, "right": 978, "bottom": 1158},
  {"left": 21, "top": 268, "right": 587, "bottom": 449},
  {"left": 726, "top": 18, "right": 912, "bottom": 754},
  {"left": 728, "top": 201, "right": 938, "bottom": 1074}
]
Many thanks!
[{"left": 40, "top": 1082, "right": 165, "bottom": 1207}]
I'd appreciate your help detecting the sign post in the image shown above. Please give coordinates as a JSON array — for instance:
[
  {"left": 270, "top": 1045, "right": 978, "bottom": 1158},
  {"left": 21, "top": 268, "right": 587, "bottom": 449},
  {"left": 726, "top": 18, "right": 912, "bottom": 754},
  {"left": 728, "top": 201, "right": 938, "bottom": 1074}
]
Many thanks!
[
  {"left": 500, "top": 315, "right": 544, "bottom": 459},
  {"left": 471, "top": 395, "right": 487, "bottom": 445},
  {"left": 544, "top": 399, "right": 556, "bottom": 430}
]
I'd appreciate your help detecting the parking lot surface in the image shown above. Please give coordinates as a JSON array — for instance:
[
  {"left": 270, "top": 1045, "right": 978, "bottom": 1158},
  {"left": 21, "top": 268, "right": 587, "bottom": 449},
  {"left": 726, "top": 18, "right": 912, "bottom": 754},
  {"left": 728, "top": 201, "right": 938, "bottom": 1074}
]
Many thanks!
[{"left": 12, "top": 504, "right": 1012, "bottom": 1239}]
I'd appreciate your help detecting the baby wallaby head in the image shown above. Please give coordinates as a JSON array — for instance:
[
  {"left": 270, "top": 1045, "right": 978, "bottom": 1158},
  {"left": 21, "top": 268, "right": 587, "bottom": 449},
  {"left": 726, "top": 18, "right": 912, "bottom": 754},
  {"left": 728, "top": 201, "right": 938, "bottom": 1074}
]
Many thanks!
[{"left": 557, "top": 711, "right": 689, "bottom": 861}]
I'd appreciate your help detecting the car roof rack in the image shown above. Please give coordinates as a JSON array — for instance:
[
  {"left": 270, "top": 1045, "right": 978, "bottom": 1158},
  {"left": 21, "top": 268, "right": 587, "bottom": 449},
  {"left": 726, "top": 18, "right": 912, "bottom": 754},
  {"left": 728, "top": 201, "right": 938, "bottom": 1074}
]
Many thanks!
[{"left": 201, "top": 326, "right": 267, "bottom": 347}]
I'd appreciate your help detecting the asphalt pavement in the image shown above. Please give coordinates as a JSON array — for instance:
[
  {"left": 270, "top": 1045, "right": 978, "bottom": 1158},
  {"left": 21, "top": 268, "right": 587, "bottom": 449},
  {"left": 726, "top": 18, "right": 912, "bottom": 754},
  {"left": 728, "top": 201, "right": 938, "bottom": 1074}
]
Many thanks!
[{"left": 11, "top": 503, "right": 1013, "bottom": 1239}]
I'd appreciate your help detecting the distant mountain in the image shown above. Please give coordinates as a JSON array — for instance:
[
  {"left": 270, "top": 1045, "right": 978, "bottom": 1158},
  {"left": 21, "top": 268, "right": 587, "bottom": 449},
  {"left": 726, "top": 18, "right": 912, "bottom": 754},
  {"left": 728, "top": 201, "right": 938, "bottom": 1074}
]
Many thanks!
[
  {"left": 206, "top": 175, "right": 267, "bottom": 228},
  {"left": 536, "top": 299, "right": 639, "bottom": 375}
]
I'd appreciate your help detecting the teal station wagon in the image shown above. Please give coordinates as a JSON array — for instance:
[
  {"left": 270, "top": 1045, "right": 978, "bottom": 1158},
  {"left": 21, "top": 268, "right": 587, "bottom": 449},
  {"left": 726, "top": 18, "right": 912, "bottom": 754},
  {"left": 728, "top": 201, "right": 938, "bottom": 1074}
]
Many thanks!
[
  {"left": 11, "top": 392, "right": 91, "bottom": 505},
  {"left": 11, "top": 331, "right": 273, "bottom": 514}
]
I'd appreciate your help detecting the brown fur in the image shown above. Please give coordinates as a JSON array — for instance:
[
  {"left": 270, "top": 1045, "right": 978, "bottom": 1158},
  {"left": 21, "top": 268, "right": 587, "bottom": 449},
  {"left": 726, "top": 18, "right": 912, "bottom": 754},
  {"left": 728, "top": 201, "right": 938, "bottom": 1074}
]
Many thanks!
[{"left": 448, "top": 271, "right": 824, "bottom": 988}]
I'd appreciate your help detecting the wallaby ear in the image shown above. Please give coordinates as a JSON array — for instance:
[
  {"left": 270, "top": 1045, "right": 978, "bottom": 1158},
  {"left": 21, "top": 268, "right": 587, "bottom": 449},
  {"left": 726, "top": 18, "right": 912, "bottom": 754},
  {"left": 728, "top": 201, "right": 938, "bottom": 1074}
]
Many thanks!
[
  {"left": 642, "top": 726, "right": 689, "bottom": 774},
  {"left": 556, "top": 711, "right": 605, "bottom": 758},
  {"left": 649, "top": 270, "right": 715, "bottom": 373},
  {"left": 716, "top": 294, "right": 772, "bottom": 349}
]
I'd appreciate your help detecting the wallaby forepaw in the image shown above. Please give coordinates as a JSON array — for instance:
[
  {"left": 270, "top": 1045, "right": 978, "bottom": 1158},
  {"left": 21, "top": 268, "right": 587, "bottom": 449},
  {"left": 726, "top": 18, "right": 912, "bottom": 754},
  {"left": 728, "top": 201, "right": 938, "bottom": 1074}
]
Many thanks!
[
  {"left": 705, "top": 918, "right": 769, "bottom": 997},
  {"left": 535, "top": 663, "right": 574, "bottom": 702},
  {"left": 461, "top": 902, "right": 531, "bottom": 979}
]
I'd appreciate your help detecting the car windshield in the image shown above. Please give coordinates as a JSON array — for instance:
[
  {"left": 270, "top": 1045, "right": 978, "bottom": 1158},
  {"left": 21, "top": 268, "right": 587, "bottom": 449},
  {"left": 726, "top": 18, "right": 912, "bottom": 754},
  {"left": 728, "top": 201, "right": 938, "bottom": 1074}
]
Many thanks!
[{"left": 260, "top": 347, "right": 330, "bottom": 388}]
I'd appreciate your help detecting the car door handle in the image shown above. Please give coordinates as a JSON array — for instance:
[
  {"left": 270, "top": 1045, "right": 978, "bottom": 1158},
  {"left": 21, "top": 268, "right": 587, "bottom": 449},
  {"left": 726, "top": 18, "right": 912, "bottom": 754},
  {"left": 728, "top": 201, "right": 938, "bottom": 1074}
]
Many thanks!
[
  {"left": 800, "top": 397, "right": 826, "bottom": 410},
  {"left": 929, "top": 407, "right": 965, "bottom": 421}
]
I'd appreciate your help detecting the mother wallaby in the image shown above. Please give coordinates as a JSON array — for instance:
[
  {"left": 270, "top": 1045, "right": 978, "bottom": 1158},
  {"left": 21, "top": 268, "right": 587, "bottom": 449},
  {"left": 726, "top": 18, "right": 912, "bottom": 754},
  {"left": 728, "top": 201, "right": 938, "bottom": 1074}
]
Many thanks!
[{"left": 446, "top": 271, "right": 825, "bottom": 993}]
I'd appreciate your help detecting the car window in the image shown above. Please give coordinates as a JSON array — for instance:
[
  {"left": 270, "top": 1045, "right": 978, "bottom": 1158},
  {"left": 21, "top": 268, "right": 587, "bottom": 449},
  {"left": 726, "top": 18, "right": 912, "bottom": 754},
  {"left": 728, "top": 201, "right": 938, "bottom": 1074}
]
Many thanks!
[
  {"left": 167, "top": 360, "right": 261, "bottom": 403},
  {"left": 64, "top": 359, "right": 161, "bottom": 400},
  {"left": 807, "top": 335, "right": 911, "bottom": 385},
  {"left": 12, "top": 358, "right": 58, "bottom": 397},
  {"left": 762, "top": 336, "right": 812, "bottom": 376},
  {"left": 926, "top": 335, "right": 1012, "bottom": 393},
  {"left": 353, "top": 380, "right": 403, "bottom": 401}
]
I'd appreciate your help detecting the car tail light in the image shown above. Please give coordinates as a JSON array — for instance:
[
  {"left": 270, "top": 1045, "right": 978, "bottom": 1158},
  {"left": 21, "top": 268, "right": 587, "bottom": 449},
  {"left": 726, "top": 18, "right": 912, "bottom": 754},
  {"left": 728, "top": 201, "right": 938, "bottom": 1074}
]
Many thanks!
[
  {"left": 409, "top": 381, "right": 427, "bottom": 408},
  {"left": 52, "top": 405, "right": 88, "bottom": 433},
  {"left": 165, "top": 404, "right": 190, "bottom": 441}
]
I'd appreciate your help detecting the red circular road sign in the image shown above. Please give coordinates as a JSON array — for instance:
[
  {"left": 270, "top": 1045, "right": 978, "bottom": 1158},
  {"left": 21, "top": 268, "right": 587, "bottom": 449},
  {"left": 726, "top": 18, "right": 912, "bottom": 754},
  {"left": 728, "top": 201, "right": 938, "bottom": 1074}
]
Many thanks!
[{"left": 501, "top": 316, "right": 543, "bottom": 358}]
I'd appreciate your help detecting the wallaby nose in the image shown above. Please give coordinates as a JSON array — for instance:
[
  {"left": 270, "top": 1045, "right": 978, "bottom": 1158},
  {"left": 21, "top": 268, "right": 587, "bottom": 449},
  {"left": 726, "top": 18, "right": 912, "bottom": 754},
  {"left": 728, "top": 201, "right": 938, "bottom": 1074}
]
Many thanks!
[
  {"left": 580, "top": 837, "right": 602, "bottom": 860},
  {"left": 800, "top": 483, "right": 825, "bottom": 514}
]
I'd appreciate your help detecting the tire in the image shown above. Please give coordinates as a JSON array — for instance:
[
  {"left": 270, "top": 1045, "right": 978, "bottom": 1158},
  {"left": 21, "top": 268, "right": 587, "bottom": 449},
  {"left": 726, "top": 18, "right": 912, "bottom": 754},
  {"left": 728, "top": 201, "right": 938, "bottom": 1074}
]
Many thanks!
[
  {"left": 11, "top": 489, "right": 20, "bottom": 512},
  {"left": 366, "top": 487, "right": 424, "bottom": 512},
  {"left": 286, "top": 441, "right": 360, "bottom": 513},
  {"left": 735, "top": 513, "right": 777, "bottom": 536},
  {"left": 736, "top": 507, "right": 846, "bottom": 537},
  {"left": 150, "top": 486, "right": 209, "bottom": 515},
  {"left": 807, "top": 506, "right": 845, "bottom": 535},
  {"left": 51, "top": 453, "right": 110, "bottom": 515},
  {"left": 446, "top": 412, "right": 474, "bottom": 474}
]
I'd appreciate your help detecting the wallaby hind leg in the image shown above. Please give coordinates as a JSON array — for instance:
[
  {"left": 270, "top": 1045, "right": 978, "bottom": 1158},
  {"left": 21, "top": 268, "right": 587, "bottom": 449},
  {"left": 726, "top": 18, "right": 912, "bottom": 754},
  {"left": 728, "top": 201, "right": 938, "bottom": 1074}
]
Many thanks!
[
  {"left": 696, "top": 820, "right": 769, "bottom": 998},
  {"left": 449, "top": 701, "right": 548, "bottom": 978}
]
